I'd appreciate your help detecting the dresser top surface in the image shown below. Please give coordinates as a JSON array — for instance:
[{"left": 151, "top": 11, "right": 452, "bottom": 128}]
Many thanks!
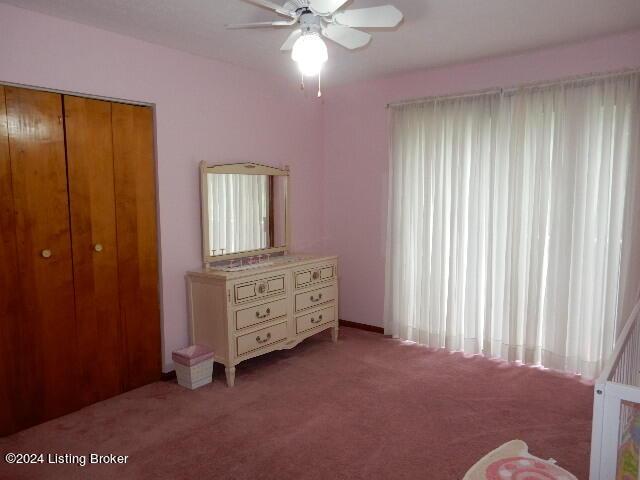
[{"left": 187, "top": 254, "right": 338, "bottom": 281}]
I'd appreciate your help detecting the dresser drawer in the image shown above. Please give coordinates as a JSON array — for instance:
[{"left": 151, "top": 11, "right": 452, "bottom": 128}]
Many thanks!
[
  {"left": 236, "top": 298, "right": 287, "bottom": 330},
  {"left": 234, "top": 274, "right": 286, "bottom": 304},
  {"left": 296, "top": 305, "right": 335, "bottom": 334},
  {"left": 295, "top": 283, "right": 336, "bottom": 312},
  {"left": 236, "top": 321, "right": 288, "bottom": 356},
  {"left": 294, "top": 264, "right": 336, "bottom": 289}
]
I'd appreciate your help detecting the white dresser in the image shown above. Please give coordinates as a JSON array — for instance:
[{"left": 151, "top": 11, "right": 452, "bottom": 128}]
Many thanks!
[{"left": 186, "top": 254, "right": 339, "bottom": 386}]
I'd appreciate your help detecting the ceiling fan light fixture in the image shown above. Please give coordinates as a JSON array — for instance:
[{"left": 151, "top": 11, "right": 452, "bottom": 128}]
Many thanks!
[
  {"left": 291, "top": 32, "right": 328, "bottom": 77},
  {"left": 228, "top": 1, "right": 404, "bottom": 94}
]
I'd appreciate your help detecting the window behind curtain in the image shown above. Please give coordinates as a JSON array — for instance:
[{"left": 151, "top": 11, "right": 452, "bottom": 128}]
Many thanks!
[{"left": 384, "top": 72, "right": 640, "bottom": 378}]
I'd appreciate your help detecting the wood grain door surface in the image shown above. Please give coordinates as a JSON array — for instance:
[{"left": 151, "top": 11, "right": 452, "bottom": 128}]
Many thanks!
[
  {"left": 0, "top": 86, "right": 22, "bottom": 435},
  {"left": 3, "top": 86, "right": 79, "bottom": 431},
  {"left": 64, "top": 95, "right": 123, "bottom": 406},
  {"left": 112, "top": 103, "right": 161, "bottom": 390}
]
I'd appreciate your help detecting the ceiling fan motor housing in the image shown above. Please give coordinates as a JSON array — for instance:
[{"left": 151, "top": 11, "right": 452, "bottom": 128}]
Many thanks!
[
  {"left": 299, "top": 12, "right": 322, "bottom": 34},
  {"left": 283, "top": 0, "right": 311, "bottom": 11}
]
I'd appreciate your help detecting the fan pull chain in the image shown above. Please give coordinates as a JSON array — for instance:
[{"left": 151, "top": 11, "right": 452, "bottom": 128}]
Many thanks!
[
  {"left": 318, "top": 69, "right": 322, "bottom": 97},
  {"left": 300, "top": 73, "right": 305, "bottom": 91}
]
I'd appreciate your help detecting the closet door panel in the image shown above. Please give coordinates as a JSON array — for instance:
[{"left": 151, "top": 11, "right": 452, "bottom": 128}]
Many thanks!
[
  {"left": 0, "top": 86, "right": 22, "bottom": 435},
  {"left": 5, "top": 87, "right": 79, "bottom": 423},
  {"left": 64, "top": 96, "right": 122, "bottom": 405},
  {"left": 112, "top": 103, "right": 161, "bottom": 389}
]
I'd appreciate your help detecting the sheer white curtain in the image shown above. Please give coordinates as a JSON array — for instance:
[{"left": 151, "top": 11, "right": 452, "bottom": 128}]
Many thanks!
[
  {"left": 209, "top": 174, "right": 269, "bottom": 254},
  {"left": 384, "top": 72, "right": 640, "bottom": 378}
]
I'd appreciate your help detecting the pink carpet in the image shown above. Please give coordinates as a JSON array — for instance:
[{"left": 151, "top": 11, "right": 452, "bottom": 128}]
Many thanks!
[{"left": 0, "top": 327, "right": 593, "bottom": 479}]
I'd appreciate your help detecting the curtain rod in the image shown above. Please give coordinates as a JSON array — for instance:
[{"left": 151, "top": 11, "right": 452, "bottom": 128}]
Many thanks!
[{"left": 386, "top": 66, "right": 640, "bottom": 109}]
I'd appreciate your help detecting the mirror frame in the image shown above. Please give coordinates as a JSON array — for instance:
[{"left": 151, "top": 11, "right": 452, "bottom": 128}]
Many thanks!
[{"left": 200, "top": 161, "right": 291, "bottom": 265}]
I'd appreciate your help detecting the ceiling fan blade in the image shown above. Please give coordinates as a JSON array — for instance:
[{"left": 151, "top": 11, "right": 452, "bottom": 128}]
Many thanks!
[
  {"left": 322, "top": 24, "right": 371, "bottom": 50},
  {"left": 309, "top": 0, "right": 349, "bottom": 15},
  {"left": 333, "top": 5, "right": 403, "bottom": 28},
  {"left": 242, "top": 0, "right": 297, "bottom": 18},
  {"left": 280, "top": 29, "right": 302, "bottom": 51},
  {"left": 226, "top": 20, "right": 297, "bottom": 29}
]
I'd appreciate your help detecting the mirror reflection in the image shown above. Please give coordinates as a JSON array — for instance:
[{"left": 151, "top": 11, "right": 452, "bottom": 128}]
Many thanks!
[{"left": 206, "top": 173, "right": 287, "bottom": 257}]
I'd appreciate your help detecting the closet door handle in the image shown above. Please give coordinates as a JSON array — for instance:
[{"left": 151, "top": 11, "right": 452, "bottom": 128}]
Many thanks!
[
  {"left": 255, "top": 308, "right": 271, "bottom": 319},
  {"left": 41, "top": 249, "right": 52, "bottom": 259},
  {"left": 256, "top": 332, "right": 271, "bottom": 344},
  {"left": 310, "top": 293, "right": 323, "bottom": 302},
  {"left": 94, "top": 244, "right": 104, "bottom": 253}
]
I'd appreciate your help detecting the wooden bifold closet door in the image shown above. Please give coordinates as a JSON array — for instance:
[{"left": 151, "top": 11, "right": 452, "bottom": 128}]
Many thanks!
[
  {"left": 2, "top": 87, "right": 79, "bottom": 431},
  {"left": 111, "top": 103, "right": 161, "bottom": 390},
  {"left": 0, "top": 86, "right": 160, "bottom": 436},
  {"left": 65, "top": 96, "right": 123, "bottom": 406}
]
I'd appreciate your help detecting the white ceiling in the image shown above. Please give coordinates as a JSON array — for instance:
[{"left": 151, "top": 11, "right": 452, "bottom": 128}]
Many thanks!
[{"left": 4, "top": 0, "right": 640, "bottom": 85}]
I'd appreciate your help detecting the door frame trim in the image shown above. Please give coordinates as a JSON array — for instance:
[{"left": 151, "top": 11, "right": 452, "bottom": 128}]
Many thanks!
[{"left": 0, "top": 80, "right": 153, "bottom": 107}]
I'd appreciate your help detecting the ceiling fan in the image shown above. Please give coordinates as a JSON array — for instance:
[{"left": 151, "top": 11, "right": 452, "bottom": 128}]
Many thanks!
[{"left": 227, "top": 0, "right": 404, "bottom": 96}]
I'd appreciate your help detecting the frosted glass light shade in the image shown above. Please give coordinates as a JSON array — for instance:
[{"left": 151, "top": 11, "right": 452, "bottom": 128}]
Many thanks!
[{"left": 291, "top": 32, "right": 328, "bottom": 77}]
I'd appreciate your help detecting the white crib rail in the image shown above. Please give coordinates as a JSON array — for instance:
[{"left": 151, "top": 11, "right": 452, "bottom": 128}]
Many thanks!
[{"left": 590, "top": 300, "right": 640, "bottom": 479}]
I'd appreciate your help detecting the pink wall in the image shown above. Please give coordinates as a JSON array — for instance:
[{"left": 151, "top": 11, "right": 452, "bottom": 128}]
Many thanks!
[
  {"left": 322, "top": 30, "right": 640, "bottom": 328},
  {"left": 0, "top": 3, "right": 324, "bottom": 371}
]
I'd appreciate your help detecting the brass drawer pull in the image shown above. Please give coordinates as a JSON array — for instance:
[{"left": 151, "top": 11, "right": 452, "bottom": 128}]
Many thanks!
[
  {"left": 257, "top": 283, "right": 267, "bottom": 294},
  {"left": 255, "top": 308, "right": 271, "bottom": 319},
  {"left": 256, "top": 332, "right": 272, "bottom": 344},
  {"left": 312, "top": 271, "right": 320, "bottom": 280},
  {"left": 310, "top": 293, "right": 323, "bottom": 302},
  {"left": 41, "top": 249, "right": 52, "bottom": 259},
  {"left": 311, "top": 314, "right": 324, "bottom": 324}
]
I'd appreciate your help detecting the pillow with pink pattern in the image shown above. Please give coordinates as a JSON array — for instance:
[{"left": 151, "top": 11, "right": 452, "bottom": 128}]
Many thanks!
[{"left": 463, "top": 440, "right": 577, "bottom": 480}]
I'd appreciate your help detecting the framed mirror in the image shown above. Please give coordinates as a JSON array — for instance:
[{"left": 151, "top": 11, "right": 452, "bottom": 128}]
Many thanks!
[{"left": 200, "top": 162, "right": 290, "bottom": 264}]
